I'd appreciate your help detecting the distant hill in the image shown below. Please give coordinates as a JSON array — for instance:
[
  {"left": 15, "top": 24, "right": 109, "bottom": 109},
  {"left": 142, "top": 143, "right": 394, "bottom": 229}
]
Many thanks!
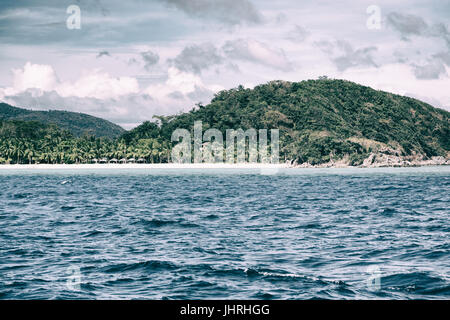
[
  {"left": 0, "top": 103, "right": 124, "bottom": 139},
  {"left": 1, "top": 79, "right": 449, "bottom": 166},
  {"left": 124, "top": 79, "right": 450, "bottom": 165}
]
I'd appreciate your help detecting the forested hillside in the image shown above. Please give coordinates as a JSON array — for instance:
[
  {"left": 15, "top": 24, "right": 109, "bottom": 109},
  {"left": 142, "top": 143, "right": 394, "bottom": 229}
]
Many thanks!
[
  {"left": 0, "top": 103, "right": 124, "bottom": 139},
  {"left": 124, "top": 79, "right": 450, "bottom": 165},
  {"left": 0, "top": 79, "right": 449, "bottom": 165}
]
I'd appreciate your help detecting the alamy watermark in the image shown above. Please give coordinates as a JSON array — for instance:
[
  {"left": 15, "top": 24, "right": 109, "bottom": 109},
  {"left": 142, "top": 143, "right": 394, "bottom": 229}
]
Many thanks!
[
  {"left": 171, "top": 121, "right": 279, "bottom": 164},
  {"left": 66, "top": 265, "right": 82, "bottom": 291},
  {"left": 366, "top": 265, "right": 382, "bottom": 291},
  {"left": 366, "top": 5, "right": 382, "bottom": 30},
  {"left": 66, "top": 5, "right": 81, "bottom": 30}
]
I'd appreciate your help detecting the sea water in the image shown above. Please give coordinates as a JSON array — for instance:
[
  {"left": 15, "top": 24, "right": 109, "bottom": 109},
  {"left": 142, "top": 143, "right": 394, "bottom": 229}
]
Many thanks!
[{"left": 0, "top": 167, "right": 448, "bottom": 299}]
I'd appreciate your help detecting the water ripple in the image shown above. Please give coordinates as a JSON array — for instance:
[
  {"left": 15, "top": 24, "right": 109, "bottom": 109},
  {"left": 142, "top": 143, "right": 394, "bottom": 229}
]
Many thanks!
[{"left": 0, "top": 168, "right": 448, "bottom": 299}]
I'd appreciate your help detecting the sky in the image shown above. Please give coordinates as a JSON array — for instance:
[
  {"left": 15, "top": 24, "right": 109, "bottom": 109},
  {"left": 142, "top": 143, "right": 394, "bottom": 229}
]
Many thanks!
[{"left": 0, "top": 0, "right": 449, "bottom": 129}]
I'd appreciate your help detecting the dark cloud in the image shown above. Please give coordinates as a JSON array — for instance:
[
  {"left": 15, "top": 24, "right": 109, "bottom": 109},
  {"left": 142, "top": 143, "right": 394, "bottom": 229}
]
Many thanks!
[
  {"left": 167, "top": 91, "right": 184, "bottom": 100},
  {"left": 186, "top": 85, "right": 214, "bottom": 103},
  {"left": 430, "top": 23, "right": 450, "bottom": 49},
  {"left": 393, "top": 51, "right": 409, "bottom": 64},
  {"left": 275, "top": 13, "right": 287, "bottom": 25},
  {"left": 413, "top": 59, "right": 446, "bottom": 79},
  {"left": 413, "top": 51, "right": 450, "bottom": 80},
  {"left": 141, "top": 51, "right": 160, "bottom": 70},
  {"left": 96, "top": 50, "right": 110, "bottom": 58},
  {"left": 170, "top": 43, "right": 223, "bottom": 74},
  {"left": 171, "top": 39, "right": 293, "bottom": 74},
  {"left": 386, "top": 12, "right": 428, "bottom": 39},
  {"left": 165, "top": 86, "right": 214, "bottom": 103},
  {"left": 387, "top": 12, "right": 450, "bottom": 79},
  {"left": 286, "top": 25, "right": 309, "bottom": 42},
  {"left": 0, "top": 1, "right": 197, "bottom": 46},
  {"left": 387, "top": 12, "right": 450, "bottom": 48},
  {"left": 434, "top": 51, "right": 450, "bottom": 65},
  {"left": 317, "top": 40, "right": 378, "bottom": 71},
  {"left": 334, "top": 45, "right": 378, "bottom": 71},
  {"left": 128, "top": 57, "right": 139, "bottom": 65},
  {"left": 222, "top": 38, "right": 292, "bottom": 71},
  {"left": 159, "top": 0, "right": 262, "bottom": 25},
  {"left": 314, "top": 40, "right": 334, "bottom": 55},
  {"left": 77, "top": 0, "right": 110, "bottom": 17}
]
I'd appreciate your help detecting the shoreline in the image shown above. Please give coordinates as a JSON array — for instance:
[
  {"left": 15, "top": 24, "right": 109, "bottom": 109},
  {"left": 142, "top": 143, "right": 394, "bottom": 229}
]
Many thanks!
[
  {"left": 0, "top": 163, "right": 449, "bottom": 170},
  {"left": 0, "top": 163, "right": 288, "bottom": 170}
]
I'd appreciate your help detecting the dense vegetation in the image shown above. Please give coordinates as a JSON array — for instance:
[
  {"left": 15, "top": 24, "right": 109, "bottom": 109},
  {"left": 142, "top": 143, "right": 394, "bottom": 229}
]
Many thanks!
[
  {"left": 124, "top": 79, "right": 449, "bottom": 165},
  {"left": 0, "top": 103, "right": 124, "bottom": 138},
  {"left": 0, "top": 120, "right": 169, "bottom": 164},
  {"left": 0, "top": 79, "right": 449, "bottom": 165}
]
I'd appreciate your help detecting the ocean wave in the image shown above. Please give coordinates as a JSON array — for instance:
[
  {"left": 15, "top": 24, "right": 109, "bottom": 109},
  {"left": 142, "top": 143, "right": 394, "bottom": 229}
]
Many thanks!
[
  {"left": 1, "top": 172, "right": 449, "bottom": 299},
  {"left": 380, "top": 271, "right": 448, "bottom": 295},
  {"left": 102, "top": 260, "right": 178, "bottom": 273},
  {"left": 137, "top": 218, "right": 200, "bottom": 229}
]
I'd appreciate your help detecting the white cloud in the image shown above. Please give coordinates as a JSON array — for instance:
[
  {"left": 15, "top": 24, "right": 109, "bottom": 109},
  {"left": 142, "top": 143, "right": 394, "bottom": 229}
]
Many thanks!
[
  {"left": 0, "top": 63, "right": 222, "bottom": 128},
  {"left": 145, "top": 67, "right": 221, "bottom": 96},
  {"left": 2, "top": 62, "right": 139, "bottom": 100},
  {"left": 57, "top": 70, "right": 139, "bottom": 99},
  {"left": 12, "top": 62, "right": 58, "bottom": 92}
]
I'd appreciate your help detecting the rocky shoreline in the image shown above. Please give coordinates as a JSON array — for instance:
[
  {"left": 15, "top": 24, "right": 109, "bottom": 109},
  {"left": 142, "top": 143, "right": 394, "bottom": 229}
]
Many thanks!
[{"left": 288, "top": 149, "right": 450, "bottom": 168}]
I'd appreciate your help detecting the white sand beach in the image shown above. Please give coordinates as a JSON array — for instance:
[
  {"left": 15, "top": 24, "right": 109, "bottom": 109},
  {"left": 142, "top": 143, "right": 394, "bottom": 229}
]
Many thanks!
[
  {"left": 0, "top": 163, "right": 448, "bottom": 176},
  {"left": 0, "top": 163, "right": 289, "bottom": 170}
]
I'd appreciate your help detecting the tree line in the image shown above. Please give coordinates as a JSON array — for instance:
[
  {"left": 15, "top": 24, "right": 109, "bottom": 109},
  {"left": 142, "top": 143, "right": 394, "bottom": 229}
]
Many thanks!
[
  {"left": 1, "top": 79, "right": 449, "bottom": 165},
  {"left": 0, "top": 120, "right": 170, "bottom": 164}
]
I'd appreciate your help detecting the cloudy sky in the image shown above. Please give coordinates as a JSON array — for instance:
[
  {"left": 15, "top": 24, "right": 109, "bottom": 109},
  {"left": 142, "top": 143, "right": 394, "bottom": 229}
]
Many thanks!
[{"left": 0, "top": 0, "right": 449, "bottom": 128}]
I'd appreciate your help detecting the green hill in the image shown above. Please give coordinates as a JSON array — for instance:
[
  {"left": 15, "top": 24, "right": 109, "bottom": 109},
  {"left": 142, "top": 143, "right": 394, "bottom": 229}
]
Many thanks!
[
  {"left": 0, "top": 103, "right": 125, "bottom": 139},
  {"left": 0, "top": 79, "right": 448, "bottom": 165},
  {"left": 124, "top": 79, "right": 450, "bottom": 165}
]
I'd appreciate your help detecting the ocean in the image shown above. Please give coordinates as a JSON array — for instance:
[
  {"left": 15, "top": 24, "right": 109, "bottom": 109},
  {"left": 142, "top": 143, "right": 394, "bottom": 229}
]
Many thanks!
[{"left": 0, "top": 167, "right": 449, "bottom": 299}]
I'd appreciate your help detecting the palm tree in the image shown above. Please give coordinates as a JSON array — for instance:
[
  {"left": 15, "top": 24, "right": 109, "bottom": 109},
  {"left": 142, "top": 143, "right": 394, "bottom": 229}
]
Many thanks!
[
  {"left": 15, "top": 140, "right": 25, "bottom": 164},
  {"left": 24, "top": 146, "right": 34, "bottom": 164}
]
